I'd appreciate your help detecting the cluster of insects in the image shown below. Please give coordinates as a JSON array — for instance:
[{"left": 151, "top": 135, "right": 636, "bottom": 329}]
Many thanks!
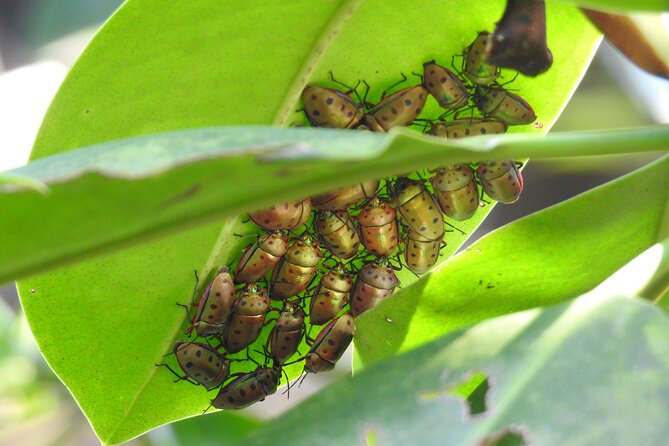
[{"left": 159, "top": 32, "right": 535, "bottom": 411}]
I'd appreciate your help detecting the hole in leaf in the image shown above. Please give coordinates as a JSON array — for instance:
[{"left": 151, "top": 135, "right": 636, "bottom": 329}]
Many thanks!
[
  {"left": 477, "top": 427, "right": 528, "bottom": 446},
  {"left": 448, "top": 371, "right": 489, "bottom": 416}
]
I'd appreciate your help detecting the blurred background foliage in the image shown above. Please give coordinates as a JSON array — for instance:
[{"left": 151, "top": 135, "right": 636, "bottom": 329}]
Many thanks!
[{"left": 0, "top": 1, "right": 666, "bottom": 445}]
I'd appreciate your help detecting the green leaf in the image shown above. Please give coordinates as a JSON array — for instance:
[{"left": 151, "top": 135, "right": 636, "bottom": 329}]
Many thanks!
[
  {"left": 4, "top": 126, "right": 668, "bottom": 284},
  {"left": 554, "top": 0, "right": 668, "bottom": 13},
  {"left": 15, "top": 0, "right": 606, "bottom": 444},
  {"left": 170, "top": 411, "right": 261, "bottom": 446},
  {"left": 233, "top": 294, "right": 669, "bottom": 445},
  {"left": 355, "top": 153, "right": 669, "bottom": 367}
]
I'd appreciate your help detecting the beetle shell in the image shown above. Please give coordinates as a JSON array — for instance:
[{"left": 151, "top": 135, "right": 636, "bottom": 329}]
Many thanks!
[
  {"left": 423, "top": 61, "right": 469, "bottom": 110},
  {"left": 391, "top": 177, "right": 444, "bottom": 241},
  {"left": 474, "top": 86, "right": 536, "bottom": 125},
  {"left": 189, "top": 267, "right": 235, "bottom": 337},
  {"left": 463, "top": 31, "right": 500, "bottom": 85},
  {"left": 268, "top": 301, "right": 305, "bottom": 364},
  {"left": 224, "top": 284, "right": 271, "bottom": 354},
  {"left": 350, "top": 261, "right": 399, "bottom": 317},
  {"left": 248, "top": 199, "right": 312, "bottom": 231},
  {"left": 477, "top": 160, "right": 524, "bottom": 204},
  {"left": 404, "top": 230, "right": 443, "bottom": 274},
  {"left": 305, "top": 313, "right": 355, "bottom": 373},
  {"left": 173, "top": 341, "right": 230, "bottom": 390},
  {"left": 212, "top": 366, "right": 281, "bottom": 410},
  {"left": 311, "top": 180, "right": 380, "bottom": 210},
  {"left": 302, "top": 86, "right": 364, "bottom": 129},
  {"left": 430, "top": 165, "right": 479, "bottom": 221},
  {"left": 314, "top": 210, "right": 361, "bottom": 259},
  {"left": 429, "top": 118, "right": 507, "bottom": 139},
  {"left": 270, "top": 234, "right": 323, "bottom": 300},
  {"left": 356, "top": 197, "right": 399, "bottom": 257},
  {"left": 234, "top": 231, "right": 289, "bottom": 284},
  {"left": 364, "top": 85, "right": 428, "bottom": 132},
  {"left": 309, "top": 262, "right": 353, "bottom": 325}
]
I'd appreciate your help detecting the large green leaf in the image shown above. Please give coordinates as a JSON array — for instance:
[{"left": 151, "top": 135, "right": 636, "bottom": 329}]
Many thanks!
[
  {"left": 556, "top": 0, "right": 668, "bottom": 12},
  {"left": 355, "top": 153, "right": 669, "bottom": 367},
  {"left": 234, "top": 294, "right": 669, "bottom": 445},
  {"left": 14, "top": 0, "right": 606, "bottom": 444},
  {"left": 4, "top": 126, "right": 668, "bottom": 284}
]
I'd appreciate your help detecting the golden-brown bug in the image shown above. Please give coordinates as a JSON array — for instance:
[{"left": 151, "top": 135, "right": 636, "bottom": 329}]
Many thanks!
[
  {"left": 423, "top": 60, "right": 469, "bottom": 110},
  {"left": 211, "top": 365, "right": 281, "bottom": 410},
  {"left": 224, "top": 283, "right": 271, "bottom": 354},
  {"left": 364, "top": 76, "right": 428, "bottom": 132},
  {"left": 304, "top": 313, "right": 355, "bottom": 373},
  {"left": 356, "top": 196, "right": 400, "bottom": 257},
  {"left": 430, "top": 165, "right": 480, "bottom": 221},
  {"left": 270, "top": 233, "right": 323, "bottom": 300},
  {"left": 268, "top": 301, "right": 305, "bottom": 365},
  {"left": 311, "top": 180, "right": 379, "bottom": 210},
  {"left": 302, "top": 74, "right": 365, "bottom": 128},
  {"left": 309, "top": 262, "right": 353, "bottom": 326},
  {"left": 162, "top": 341, "right": 230, "bottom": 390},
  {"left": 350, "top": 259, "right": 399, "bottom": 317},
  {"left": 390, "top": 177, "right": 444, "bottom": 241},
  {"left": 463, "top": 31, "right": 501, "bottom": 85},
  {"left": 477, "top": 160, "right": 524, "bottom": 204},
  {"left": 234, "top": 231, "right": 289, "bottom": 284},
  {"left": 428, "top": 117, "right": 507, "bottom": 139},
  {"left": 186, "top": 267, "right": 235, "bottom": 337},
  {"left": 403, "top": 229, "right": 443, "bottom": 275},
  {"left": 314, "top": 210, "right": 361, "bottom": 259},
  {"left": 474, "top": 86, "right": 536, "bottom": 125},
  {"left": 248, "top": 199, "right": 312, "bottom": 231}
]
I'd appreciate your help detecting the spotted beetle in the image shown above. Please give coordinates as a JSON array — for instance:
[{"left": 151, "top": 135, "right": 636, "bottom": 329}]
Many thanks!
[
  {"left": 234, "top": 231, "right": 289, "bottom": 284},
  {"left": 164, "top": 341, "right": 230, "bottom": 390},
  {"left": 476, "top": 160, "right": 524, "bottom": 204},
  {"left": 248, "top": 199, "right": 312, "bottom": 231},
  {"left": 311, "top": 180, "right": 379, "bottom": 211},
  {"left": 356, "top": 196, "right": 400, "bottom": 257},
  {"left": 430, "top": 165, "right": 480, "bottom": 221},
  {"left": 211, "top": 365, "right": 282, "bottom": 410},
  {"left": 186, "top": 267, "right": 235, "bottom": 337},
  {"left": 474, "top": 86, "right": 536, "bottom": 125},
  {"left": 309, "top": 261, "right": 353, "bottom": 326},
  {"left": 270, "top": 233, "right": 323, "bottom": 300},
  {"left": 350, "top": 259, "right": 399, "bottom": 317},
  {"left": 364, "top": 76, "right": 428, "bottom": 132},
  {"left": 428, "top": 117, "right": 507, "bottom": 139},
  {"left": 304, "top": 313, "right": 355, "bottom": 373},
  {"left": 403, "top": 229, "right": 443, "bottom": 275},
  {"left": 423, "top": 60, "right": 469, "bottom": 110},
  {"left": 463, "top": 31, "right": 501, "bottom": 85},
  {"left": 314, "top": 210, "right": 361, "bottom": 259},
  {"left": 390, "top": 177, "right": 444, "bottom": 242},
  {"left": 268, "top": 301, "right": 306, "bottom": 365},
  {"left": 223, "top": 283, "right": 271, "bottom": 354}
]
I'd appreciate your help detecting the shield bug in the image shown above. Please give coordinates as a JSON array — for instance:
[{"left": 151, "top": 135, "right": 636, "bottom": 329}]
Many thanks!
[
  {"left": 476, "top": 160, "right": 524, "bottom": 204},
  {"left": 270, "top": 233, "right": 323, "bottom": 300},
  {"left": 390, "top": 177, "right": 444, "bottom": 241},
  {"left": 474, "top": 86, "right": 536, "bottom": 125},
  {"left": 268, "top": 301, "right": 306, "bottom": 365},
  {"left": 429, "top": 117, "right": 507, "bottom": 139},
  {"left": 463, "top": 31, "right": 501, "bottom": 85},
  {"left": 350, "top": 259, "right": 399, "bottom": 317},
  {"left": 309, "top": 262, "right": 353, "bottom": 326},
  {"left": 356, "top": 196, "right": 400, "bottom": 257},
  {"left": 404, "top": 229, "right": 443, "bottom": 275},
  {"left": 305, "top": 313, "right": 355, "bottom": 373},
  {"left": 234, "top": 231, "right": 289, "bottom": 284},
  {"left": 430, "top": 165, "right": 480, "bottom": 221},
  {"left": 186, "top": 267, "right": 235, "bottom": 337},
  {"left": 364, "top": 76, "right": 428, "bottom": 132},
  {"left": 224, "top": 283, "right": 271, "bottom": 354},
  {"left": 311, "top": 180, "right": 379, "bottom": 210},
  {"left": 168, "top": 341, "right": 230, "bottom": 390},
  {"left": 211, "top": 365, "right": 281, "bottom": 410},
  {"left": 422, "top": 60, "right": 469, "bottom": 110},
  {"left": 302, "top": 73, "right": 365, "bottom": 128},
  {"left": 248, "top": 199, "right": 312, "bottom": 231},
  {"left": 314, "top": 210, "right": 361, "bottom": 259}
]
